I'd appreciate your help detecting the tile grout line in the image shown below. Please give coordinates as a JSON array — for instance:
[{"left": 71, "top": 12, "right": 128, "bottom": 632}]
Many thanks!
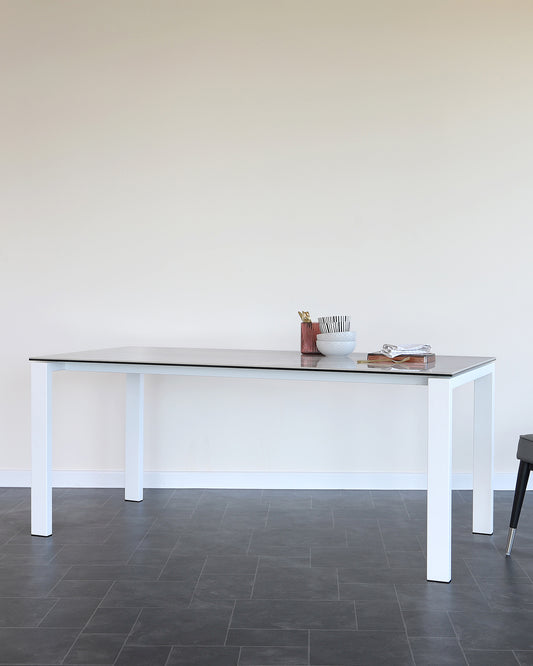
[
  {"left": 394, "top": 581, "right": 416, "bottom": 666},
  {"left": 223, "top": 598, "right": 237, "bottom": 648},
  {"left": 109, "top": 607, "right": 143, "bottom": 666}
]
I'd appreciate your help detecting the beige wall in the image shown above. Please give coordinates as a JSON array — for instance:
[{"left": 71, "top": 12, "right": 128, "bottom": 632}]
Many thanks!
[{"left": 1, "top": 1, "right": 533, "bottom": 485}]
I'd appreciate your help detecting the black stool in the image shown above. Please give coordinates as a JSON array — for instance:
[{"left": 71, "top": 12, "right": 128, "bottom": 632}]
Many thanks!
[{"left": 506, "top": 434, "right": 533, "bottom": 555}]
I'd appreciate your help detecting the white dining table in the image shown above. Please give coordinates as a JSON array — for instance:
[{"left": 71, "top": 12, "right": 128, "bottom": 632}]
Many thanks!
[{"left": 29, "top": 347, "right": 495, "bottom": 582}]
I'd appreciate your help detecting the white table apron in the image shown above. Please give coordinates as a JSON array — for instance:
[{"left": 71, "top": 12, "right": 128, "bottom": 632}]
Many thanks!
[{"left": 30, "top": 359, "right": 495, "bottom": 583}]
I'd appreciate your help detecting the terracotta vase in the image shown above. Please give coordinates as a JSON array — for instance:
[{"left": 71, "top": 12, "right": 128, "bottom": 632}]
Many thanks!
[{"left": 300, "top": 322, "right": 320, "bottom": 354}]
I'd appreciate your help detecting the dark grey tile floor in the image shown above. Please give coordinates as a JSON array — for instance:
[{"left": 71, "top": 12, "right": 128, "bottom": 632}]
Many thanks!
[{"left": 1, "top": 487, "right": 533, "bottom": 665}]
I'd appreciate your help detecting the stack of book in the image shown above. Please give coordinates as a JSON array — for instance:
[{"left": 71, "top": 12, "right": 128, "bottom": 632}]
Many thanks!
[{"left": 366, "top": 351, "right": 436, "bottom": 368}]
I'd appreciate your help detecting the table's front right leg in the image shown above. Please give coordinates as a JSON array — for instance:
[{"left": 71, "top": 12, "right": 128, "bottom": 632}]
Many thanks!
[
  {"left": 31, "top": 361, "right": 53, "bottom": 536},
  {"left": 427, "top": 377, "right": 453, "bottom": 582}
]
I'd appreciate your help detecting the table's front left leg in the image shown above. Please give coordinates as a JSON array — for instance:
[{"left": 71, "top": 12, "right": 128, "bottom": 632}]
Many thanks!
[
  {"left": 427, "top": 377, "right": 453, "bottom": 582},
  {"left": 473, "top": 367, "right": 495, "bottom": 535},
  {"left": 31, "top": 361, "right": 53, "bottom": 536}
]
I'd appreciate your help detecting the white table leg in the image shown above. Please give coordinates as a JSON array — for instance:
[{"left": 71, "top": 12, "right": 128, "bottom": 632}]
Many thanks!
[
  {"left": 473, "top": 369, "right": 494, "bottom": 534},
  {"left": 125, "top": 373, "right": 144, "bottom": 501},
  {"left": 31, "top": 362, "right": 53, "bottom": 536},
  {"left": 427, "top": 377, "right": 453, "bottom": 582}
]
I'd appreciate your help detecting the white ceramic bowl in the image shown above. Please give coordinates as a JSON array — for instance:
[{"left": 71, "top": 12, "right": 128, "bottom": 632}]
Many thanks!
[
  {"left": 316, "top": 332, "right": 356, "bottom": 342},
  {"left": 316, "top": 339, "right": 356, "bottom": 356}
]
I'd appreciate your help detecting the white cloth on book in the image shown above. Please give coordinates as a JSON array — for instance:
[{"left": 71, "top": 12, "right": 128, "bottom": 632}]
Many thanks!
[{"left": 381, "top": 344, "right": 432, "bottom": 358}]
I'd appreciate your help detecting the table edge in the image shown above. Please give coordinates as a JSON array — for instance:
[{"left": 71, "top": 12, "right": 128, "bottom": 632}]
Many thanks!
[{"left": 28, "top": 353, "right": 496, "bottom": 378}]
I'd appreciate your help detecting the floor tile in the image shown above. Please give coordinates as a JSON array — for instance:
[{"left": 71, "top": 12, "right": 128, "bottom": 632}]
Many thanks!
[
  {"left": 239, "top": 645, "right": 309, "bottom": 664},
  {"left": 339, "top": 582, "right": 397, "bottom": 601},
  {"left": 396, "top": 583, "right": 491, "bottom": 612},
  {"left": 127, "top": 604, "right": 233, "bottom": 645},
  {"left": 101, "top": 579, "right": 196, "bottom": 607},
  {"left": 311, "top": 545, "right": 388, "bottom": 568},
  {"left": 172, "top": 528, "right": 252, "bottom": 556},
  {"left": 166, "top": 645, "right": 240, "bottom": 665},
  {"left": 449, "top": 610, "right": 533, "bottom": 650},
  {"left": 401, "top": 610, "right": 455, "bottom": 637},
  {"left": 0, "top": 541, "right": 64, "bottom": 565},
  {"left": 0, "top": 563, "right": 70, "bottom": 588},
  {"left": 148, "top": 512, "right": 195, "bottom": 531},
  {"left": 464, "top": 554, "right": 529, "bottom": 581},
  {"left": 479, "top": 579, "right": 533, "bottom": 610},
  {"left": 0, "top": 597, "right": 57, "bottom": 627},
  {"left": 63, "top": 633, "right": 126, "bottom": 664},
  {"left": 345, "top": 525, "right": 384, "bottom": 550},
  {"left": 203, "top": 554, "right": 258, "bottom": 574},
  {"left": 137, "top": 531, "right": 181, "bottom": 550},
  {"left": 84, "top": 607, "right": 141, "bottom": 634},
  {"left": 193, "top": 573, "right": 254, "bottom": 601},
  {"left": 252, "top": 565, "right": 338, "bottom": 600},
  {"left": 47, "top": 579, "right": 113, "bottom": 598},
  {"left": 226, "top": 628, "right": 308, "bottom": 646},
  {"left": 409, "top": 636, "right": 467, "bottom": 664},
  {"left": 312, "top": 489, "right": 374, "bottom": 509},
  {"left": 39, "top": 597, "right": 100, "bottom": 628},
  {"left": 258, "top": 555, "right": 310, "bottom": 569},
  {"left": 387, "top": 550, "right": 427, "bottom": 569},
  {"left": 221, "top": 507, "right": 269, "bottom": 530},
  {"left": 158, "top": 554, "right": 206, "bottom": 580},
  {"left": 248, "top": 544, "right": 311, "bottom": 558},
  {"left": 265, "top": 508, "right": 333, "bottom": 529},
  {"left": 114, "top": 645, "right": 171, "bottom": 665},
  {"left": 64, "top": 563, "right": 162, "bottom": 580},
  {"left": 261, "top": 490, "right": 312, "bottom": 509},
  {"left": 380, "top": 526, "right": 423, "bottom": 552},
  {"left": 310, "top": 629, "right": 413, "bottom": 665},
  {"left": 332, "top": 510, "right": 377, "bottom": 529},
  {"left": 355, "top": 599, "right": 404, "bottom": 631},
  {"left": 164, "top": 488, "right": 204, "bottom": 508},
  {"left": 464, "top": 649, "right": 520, "bottom": 665},
  {"left": 232, "top": 600, "right": 356, "bottom": 630},
  {"left": 371, "top": 505, "right": 412, "bottom": 521},
  {"left": 0, "top": 627, "right": 79, "bottom": 664},
  {"left": 338, "top": 566, "right": 429, "bottom": 584},
  {"left": 186, "top": 509, "right": 226, "bottom": 530},
  {"left": 51, "top": 544, "right": 135, "bottom": 565},
  {"left": 32, "top": 526, "right": 114, "bottom": 545},
  {"left": 250, "top": 527, "right": 347, "bottom": 552},
  {"left": 127, "top": 548, "right": 172, "bottom": 566}
]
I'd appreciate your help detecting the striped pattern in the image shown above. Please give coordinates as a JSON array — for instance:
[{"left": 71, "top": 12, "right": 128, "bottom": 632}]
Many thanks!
[{"left": 318, "top": 315, "right": 351, "bottom": 334}]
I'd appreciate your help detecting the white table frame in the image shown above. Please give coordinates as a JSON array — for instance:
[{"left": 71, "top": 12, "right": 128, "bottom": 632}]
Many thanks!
[{"left": 30, "top": 357, "right": 495, "bottom": 583}]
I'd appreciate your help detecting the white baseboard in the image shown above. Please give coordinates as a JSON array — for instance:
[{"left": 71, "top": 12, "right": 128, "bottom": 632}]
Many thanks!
[{"left": 0, "top": 470, "right": 520, "bottom": 490}]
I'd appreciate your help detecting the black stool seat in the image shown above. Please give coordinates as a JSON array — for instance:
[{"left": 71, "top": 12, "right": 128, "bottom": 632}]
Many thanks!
[
  {"left": 517, "top": 434, "right": 533, "bottom": 464},
  {"left": 506, "top": 434, "right": 533, "bottom": 555}
]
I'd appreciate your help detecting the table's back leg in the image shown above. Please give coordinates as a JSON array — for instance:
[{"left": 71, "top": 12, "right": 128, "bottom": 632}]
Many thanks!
[
  {"left": 31, "top": 362, "right": 53, "bottom": 536},
  {"left": 125, "top": 373, "right": 144, "bottom": 501},
  {"left": 427, "top": 377, "right": 453, "bottom": 582},
  {"left": 473, "top": 369, "right": 494, "bottom": 534}
]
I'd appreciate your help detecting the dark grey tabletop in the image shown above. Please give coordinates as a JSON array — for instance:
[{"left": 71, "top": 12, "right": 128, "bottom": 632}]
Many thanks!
[{"left": 29, "top": 347, "right": 495, "bottom": 378}]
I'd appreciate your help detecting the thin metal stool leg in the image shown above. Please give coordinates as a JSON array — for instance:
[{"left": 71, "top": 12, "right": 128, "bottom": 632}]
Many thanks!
[{"left": 506, "top": 460, "right": 531, "bottom": 556}]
